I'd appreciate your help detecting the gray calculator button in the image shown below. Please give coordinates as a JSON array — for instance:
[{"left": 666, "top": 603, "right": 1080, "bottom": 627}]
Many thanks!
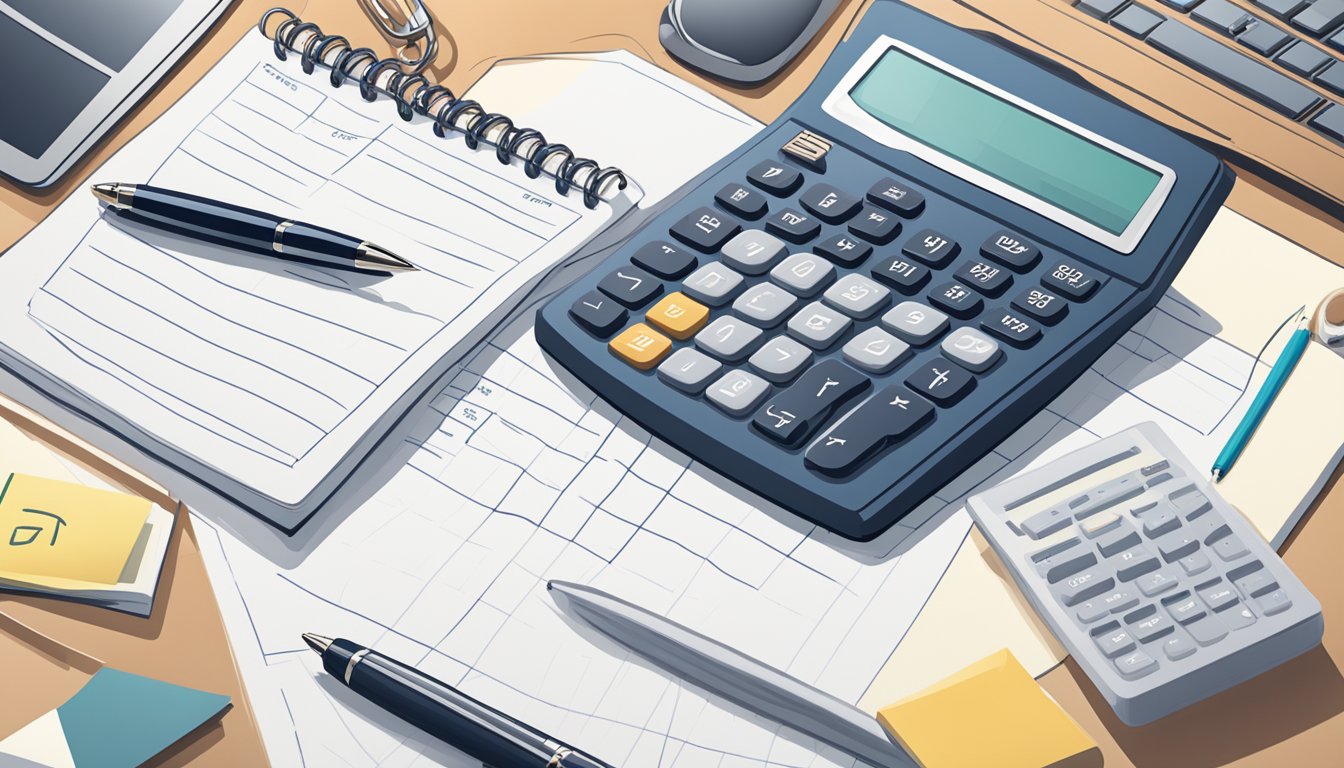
[
  {"left": 657, "top": 348, "right": 722, "bottom": 394},
  {"left": 1060, "top": 570, "right": 1115, "bottom": 605},
  {"left": 1136, "top": 567, "right": 1181, "bottom": 597},
  {"left": 824, "top": 274, "right": 891, "bottom": 318},
  {"left": 748, "top": 335, "right": 812, "bottom": 383},
  {"left": 770, "top": 252, "right": 834, "bottom": 297},
  {"left": 720, "top": 230, "right": 787, "bottom": 275},
  {"left": 1166, "top": 594, "right": 1207, "bottom": 624},
  {"left": 733, "top": 283, "right": 798, "bottom": 327},
  {"left": 1101, "top": 589, "right": 1139, "bottom": 614},
  {"left": 1211, "top": 535, "right": 1250, "bottom": 561},
  {"left": 1097, "top": 525, "right": 1141, "bottom": 557},
  {"left": 1115, "top": 546, "right": 1161, "bottom": 581},
  {"left": 682, "top": 262, "right": 744, "bottom": 306},
  {"left": 1077, "top": 600, "right": 1111, "bottom": 623},
  {"left": 1156, "top": 529, "right": 1200, "bottom": 562},
  {"left": 881, "top": 301, "right": 949, "bottom": 345},
  {"left": 1080, "top": 512, "right": 1122, "bottom": 538},
  {"left": 1140, "top": 507, "right": 1181, "bottom": 538},
  {"left": 1256, "top": 589, "right": 1293, "bottom": 616},
  {"left": 941, "top": 327, "right": 1001, "bottom": 372},
  {"left": 695, "top": 316, "right": 764, "bottom": 361},
  {"left": 1163, "top": 634, "right": 1197, "bottom": 661},
  {"left": 1115, "top": 649, "right": 1159, "bottom": 678},
  {"left": 842, "top": 327, "right": 910, "bottom": 373},
  {"left": 1198, "top": 582, "right": 1240, "bottom": 611},
  {"left": 1185, "top": 615, "right": 1229, "bottom": 646},
  {"left": 1189, "top": 514, "right": 1233, "bottom": 545},
  {"left": 1170, "top": 487, "right": 1212, "bottom": 519},
  {"left": 1235, "top": 568, "right": 1277, "bottom": 597},
  {"left": 1044, "top": 549, "right": 1098, "bottom": 583},
  {"left": 1022, "top": 507, "right": 1071, "bottom": 539},
  {"left": 1128, "top": 611, "right": 1174, "bottom": 643},
  {"left": 1178, "top": 550, "right": 1212, "bottom": 576},
  {"left": 787, "top": 302, "right": 852, "bottom": 349},
  {"left": 705, "top": 369, "right": 771, "bottom": 416},
  {"left": 1095, "top": 627, "right": 1137, "bottom": 658},
  {"left": 1222, "top": 604, "right": 1257, "bottom": 631}
]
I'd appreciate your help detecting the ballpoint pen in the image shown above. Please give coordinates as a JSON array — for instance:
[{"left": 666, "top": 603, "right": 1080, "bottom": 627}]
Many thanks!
[
  {"left": 302, "top": 633, "right": 612, "bottom": 768},
  {"left": 92, "top": 182, "right": 416, "bottom": 274}
]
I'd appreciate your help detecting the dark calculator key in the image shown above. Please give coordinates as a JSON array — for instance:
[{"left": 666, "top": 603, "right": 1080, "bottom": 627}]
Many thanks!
[
  {"left": 848, "top": 205, "right": 902, "bottom": 244},
  {"left": 597, "top": 265, "right": 663, "bottom": 308},
  {"left": 866, "top": 177, "right": 926, "bottom": 217},
  {"left": 928, "top": 281, "right": 984, "bottom": 319},
  {"left": 1012, "top": 287, "right": 1069, "bottom": 324},
  {"left": 751, "top": 359, "right": 871, "bottom": 447},
  {"left": 804, "top": 385, "right": 934, "bottom": 475},
  {"left": 905, "top": 357, "right": 976, "bottom": 406},
  {"left": 953, "top": 259, "right": 1013, "bottom": 297},
  {"left": 746, "top": 160, "right": 802, "bottom": 196},
  {"left": 870, "top": 256, "right": 931, "bottom": 293},
  {"left": 1043, "top": 261, "right": 1104, "bottom": 300},
  {"left": 980, "top": 230, "right": 1041, "bottom": 271},
  {"left": 715, "top": 182, "right": 768, "bottom": 220},
  {"left": 799, "top": 183, "right": 862, "bottom": 223},
  {"left": 981, "top": 308, "right": 1043, "bottom": 347},
  {"left": 670, "top": 207, "right": 741, "bottom": 252},
  {"left": 902, "top": 229, "right": 960, "bottom": 268},
  {"left": 816, "top": 233, "right": 874, "bottom": 267},
  {"left": 765, "top": 207, "right": 822, "bottom": 243},
  {"left": 631, "top": 240, "right": 697, "bottom": 279},
  {"left": 569, "top": 290, "right": 627, "bottom": 336}
]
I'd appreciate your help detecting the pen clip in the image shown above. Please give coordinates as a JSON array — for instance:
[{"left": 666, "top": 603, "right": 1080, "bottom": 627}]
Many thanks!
[{"left": 356, "top": 0, "right": 438, "bottom": 72}]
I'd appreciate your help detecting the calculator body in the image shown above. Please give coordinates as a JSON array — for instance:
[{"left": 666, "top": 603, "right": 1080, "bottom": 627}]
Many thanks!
[{"left": 536, "top": 0, "right": 1233, "bottom": 540}]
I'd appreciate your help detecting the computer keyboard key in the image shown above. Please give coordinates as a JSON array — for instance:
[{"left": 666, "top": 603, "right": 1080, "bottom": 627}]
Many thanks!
[
  {"left": 1184, "top": 615, "right": 1229, "bottom": 646},
  {"left": 866, "top": 177, "right": 926, "bottom": 217},
  {"left": 980, "top": 230, "right": 1041, "bottom": 271},
  {"left": 1115, "top": 649, "right": 1159, "bottom": 678},
  {"left": 928, "top": 282, "right": 984, "bottom": 319},
  {"left": 954, "top": 259, "right": 1013, "bottom": 297},
  {"left": 1077, "top": 0, "right": 1128, "bottom": 21},
  {"left": 816, "top": 233, "right": 874, "bottom": 267},
  {"left": 570, "top": 291, "right": 627, "bottom": 336},
  {"left": 733, "top": 283, "right": 798, "bottom": 327},
  {"left": 1137, "top": 568, "right": 1182, "bottom": 596},
  {"left": 1166, "top": 594, "right": 1207, "bottom": 624},
  {"left": 882, "top": 301, "right": 950, "bottom": 345},
  {"left": 753, "top": 359, "right": 871, "bottom": 445},
  {"left": 843, "top": 327, "right": 911, "bottom": 373},
  {"left": 671, "top": 207, "right": 741, "bottom": 252},
  {"left": 1158, "top": 0, "right": 1206, "bottom": 10},
  {"left": 1098, "top": 525, "right": 1142, "bottom": 557},
  {"left": 765, "top": 208, "right": 822, "bottom": 243},
  {"left": 1238, "top": 20, "right": 1293, "bottom": 56},
  {"left": 1061, "top": 570, "right": 1116, "bottom": 605},
  {"left": 1316, "top": 62, "right": 1344, "bottom": 95},
  {"left": 631, "top": 240, "right": 697, "bottom": 279},
  {"left": 1012, "top": 287, "right": 1068, "bottom": 324},
  {"left": 748, "top": 335, "right": 813, "bottom": 383},
  {"left": 706, "top": 369, "right": 771, "bottom": 417},
  {"left": 799, "top": 184, "right": 862, "bottom": 223},
  {"left": 1116, "top": 546, "right": 1161, "bottom": 581},
  {"left": 715, "top": 183, "right": 768, "bottom": 219},
  {"left": 746, "top": 160, "right": 802, "bottom": 196},
  {"left": 1275, "top": 40, "right": 1332, "bottom": 76},
  {"left": 1290, "top": 0, "right": 1344, "bottom": 36},
  {"left": 804, "top": 384, "right": 934, "bottom": 474},
  {"left": 1178, "top": 550, "right": 1213, "bottom": 576},
  {"left": 941, "top": 327, "right": 1001, "bottom": 372},
  {"left": 719, "top": 230, "right": 787, "bottom": 275},
  {"left": 682, "top": 262, "right": 745, "bottom": 306},
  {"left": 1191, "top": 0, "right": 1251, "bottom": 35},
  {"left": 598, "top": 266, "right": 663, "bottom": 308},
  {"left": 1222, "top": 605, "right": 1257, "bottom": 631},
  {"left": 824, "top": 274, "right": 891, "bottom": 318},
  {"left": 1112, "top": 3, "right": 1166, "bottom": 37},
  {"left": 1095, "top": 626, "right": 1137, "bottom": 658},
  {"left": 1198, "top": 582, "right": 1240, "bottom": 611},
  {"left": 1250, "top": 0, "right": 1309, "bottom": 20},
  {"left": 1331, "top": 26, "right": 1344, "bottom": 52},
  {"left": 870, "top": 256, "right": 931, "bottom": 293},
  {"left": 770, "top": 252, "right": 835, "bottom": 297},
  {"left": 609, "top": 323, "right": 672, "bottom": 370},
  {"left": 1042, "top": 261, "right": 1103, "bottom": 300},
  {"left": 1309, "top": 103, "right": 1344, "bottom": 143},
  {"left": 1257, "top": 589, "right": 1293, "bottom": 615},
  {"left": 646, "top": 292, "right": 709, "bottom": 340},
  {"left": 981, "top": 309, "right": 1042, "bottom": 348},
  {"left": 787, "top": 301, "right": 852, "bottom": 349},
  {"left": 1022, "top": 507, "right": 1072, "bottom": 539},
  {"left": 657, "top": 348, "right": 723, "bottom": 394},
  {"left": 1211, "top": 534, "right": 1250, "bottom": 561},
  {"left": 1163, "top": 634, "right": 1197, "bottom": 661},
  {"left": 902, "top": 229, "right": 960, "bottom": 267},
  {"left": 695, "top": 316, "right": 764, "bottom": 362},
  {"left": 848, "top": 205, "right": 902, "bottom": 244},
  {"left": 905, "top": 357, "right": 975, "bottom": 405}
]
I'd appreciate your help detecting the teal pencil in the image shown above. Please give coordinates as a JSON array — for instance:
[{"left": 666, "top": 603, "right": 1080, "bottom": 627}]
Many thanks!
[{"left": 1211, "top": 318, "right": 1310, "bottom": 482}]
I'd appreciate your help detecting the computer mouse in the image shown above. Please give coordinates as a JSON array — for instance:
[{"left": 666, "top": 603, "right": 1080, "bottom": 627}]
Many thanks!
[{"left": 660, "top": 0, "right": 842, "bottom": 85}]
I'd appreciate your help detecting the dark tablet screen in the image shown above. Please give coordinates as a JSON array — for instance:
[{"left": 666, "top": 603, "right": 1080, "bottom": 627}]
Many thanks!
[
  {"left": 0, "top": 13, "right": 108, "bottom": 158},
  {"left": 6, "top": 0, "right": 184, "bottom": 71}
]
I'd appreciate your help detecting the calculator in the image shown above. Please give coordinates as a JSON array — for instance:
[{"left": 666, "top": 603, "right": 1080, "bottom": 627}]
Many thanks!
[
  {"left": 967, "top": 423, "right": 1323, "bottom": 726},
  {"left": 536, "top": 0, "right": 1233, "bottom": 540}
]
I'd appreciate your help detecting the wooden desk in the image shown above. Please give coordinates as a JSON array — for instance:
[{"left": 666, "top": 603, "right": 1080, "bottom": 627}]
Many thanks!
[{"left": 2, "top": 0, "right": 1342, "bottom": 765}]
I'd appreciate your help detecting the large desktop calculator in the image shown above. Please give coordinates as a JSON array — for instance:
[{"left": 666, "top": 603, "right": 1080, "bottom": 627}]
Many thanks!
[{"left": 536, "top": 0, "right": 1233, "bottom": 540}]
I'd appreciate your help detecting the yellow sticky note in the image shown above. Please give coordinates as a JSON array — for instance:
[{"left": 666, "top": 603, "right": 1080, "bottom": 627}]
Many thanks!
[{"left": 0, "top": 472, "right": 151, "bottom": 584}]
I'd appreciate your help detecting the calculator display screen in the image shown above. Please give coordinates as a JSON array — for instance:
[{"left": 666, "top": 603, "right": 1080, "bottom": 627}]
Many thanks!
[{"left": 849, "top": 48, "right": 1163, "bottom": 237}]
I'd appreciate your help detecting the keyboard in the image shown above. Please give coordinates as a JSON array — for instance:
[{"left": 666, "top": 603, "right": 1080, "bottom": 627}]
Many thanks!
[
  {"left": 967, "top": 423, "right": 1323, "bottom": 725},
  {"left": 536, "top": 0, "right": 1232, "bottom": 540}
]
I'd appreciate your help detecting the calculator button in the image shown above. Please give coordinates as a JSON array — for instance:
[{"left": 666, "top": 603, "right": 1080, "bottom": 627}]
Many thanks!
[
  {"left": 1178, "top": 551, "right": 1213, "bottom": 576},
  {"left": 598, "top": 266, "right": 663, "bottom": 308},
  {"left": 928, "top": 282, "right": 984, "bottom": 319},
  {"left": 1022, "top": 507, "right": 1071, "bottom": 539},
  {"left": 1256, "top": 589, "right": 1293, "bottom": 616},
  {"left": 848, "top": 205, "right": 902, "bottom": 244},
  {"left": 1095, "top": 627, "right": 1136, "bottom": 658},
  {"left": 824, "top": 274, "right": 891, "bottom": 318},
  {"left": 804, "top": 385, "right": 934, "bottom": 474},
  {"left": 1170, "top": 488, "right": 1213, "bottom": 519},
  {"left": 670, "top": 207, "right": 741, "bottom": 252},
  {"left": 733, "top": 283, "right": 798, "bottom": 327},
  {"left": 870, "top": 256, "right": 931, "bottom": 293},
  {"left": 1163, "top": 635, "right": 1197, "bottom": 661},
  {"left": 882, "top": 301, "right": 950, "bottom": 345},
  {"left": 1042, "top": 261, "right": 1103, "bottom": 300},
  {"left": 1128, "top": 611, "right": 1175, "bottom": 643},
  {"left": 748, "top": 335, "right": 813, "bottom": 383},
  {"left": 747, "top": 160, "right": 802, "bottom": 196},
  {"left": 720, "top": 230, "right": 787, "bottom": 275},
  {"left": 1222, "top": 605, "right": 1257, "bottom": 631},
  {"left": 866, "top": 177, "right": 926, "bottom": 217},
  {"left": 1184, "top": 616, "right": 1229, "bottom": 646},
  {"left": 981, "top": 309, "right": 1042, "bottom": 348},
  {"left": 905, "top": 358, "right": 975, "bottom": 405},
  {"left": 1211, "top": 535, "right": 1250, "bottom": 561},
  {"left": 752, "top": 359, "right": 870, "bottom": 445},
  {"left": 1115, "top": 546, "right": 1160, "bottom": 581},
  {"left": 705, "top": 370, "right": 771, "bottom": 417},
  {"left": 1097, "top": 526, "right": 1141, "bottom": 557},
  {"left": 715, "top": 183, "right": 768, "bottom": 220},
  {"left": 1080, "top": 511, "right": 1121, "bottom": 538},
  {"left": 1197, "top": 582, "right": 1239, "bottom": 611},
  {"left": 1165, "top": 594, "right": 1207, "bottom": 624},
  {"left": 569, "top": 291, "right": 627, "bottom": 336},
  {"left": 787, "top": 301, "right": 852, "bottom": 349},
  {"left": 682, "top": 262, "right": 745, "bottom": 306},
  {"left": 800, "top": 184, "right": 862, "bottom": 223},
  {"left": 1077, "top": 600, "right": 1111, "bottom": 623},
  {"left": 766, "top": 208, "right": 822, "bottom": 243},
  {"left": 902, "top": 229, "right": 960, "bottom": 268},
  {"left": 1156, "top": 530, "right": 1200, "bottom": 562},
  {"left": 1043, "top": 549, "right": 1098, "bottom": 583},
  {"left": 1137, "top": 568, "right": 1181, "bottom": 597},
  {"left": 843, "top": 328, "right": 911, "bottom": 373},
  {"left": 645, "top": 292, "right": 709, "bottom": 340},
  {"left": 941, "top": 327, "right": 1001, "bottom": 373},
  {"left": 1061, "top": 570, "right": 1116, "bottom": 605},
  {"left": 1139, "top": 506, "right": 1181, "bottom": 538},
  {"left": 954, "top": 260, "right": 1012, "bottom": 297},
  {"left": 1011, "top": 287, "right": 1068, "bottom": 324},
  {"left": 1115, "top": 649, "right": 1158, "bottom": 678},
  {"left": 657, "top": 348, "right": 722, "bottom": 394},
  {"left": 631, "top": 240, "right": 697, "bottom": 279},
  {"left": 608, "top": 323, "right": 672, "bottom": 370},
  {"left": 816, "top": 233, "right": 873, "bottom": 267},
  {"left": 770, "top": 252, "right": 835, "bottom": 297},
  {"left": 1235, "top": 568, "right": 1277, "bottom": 597},
  {"left": 980, "top": 230, "right": 1041, "bottom": 271},
  {"left": 1101, "top": 589, "right": 1139, "bottom": 614},
  {"left": 695, "top": 316, "right": 764, "bottom": 362}
]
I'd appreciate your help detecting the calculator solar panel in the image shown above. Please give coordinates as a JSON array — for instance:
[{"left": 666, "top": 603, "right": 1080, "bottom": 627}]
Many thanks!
[{"left": 537, "top": 0, "right": 1233, "bottom": 540}]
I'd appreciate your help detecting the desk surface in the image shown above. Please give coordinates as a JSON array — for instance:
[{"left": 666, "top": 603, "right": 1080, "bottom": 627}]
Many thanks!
[{"left": 2, "top": 1, "right": 1343, "bottom": 766}]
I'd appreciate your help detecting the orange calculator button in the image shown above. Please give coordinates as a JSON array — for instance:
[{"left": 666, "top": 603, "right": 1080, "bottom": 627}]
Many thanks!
[
  {"left": 645, "top": 292, "right": 709, "bottom": 340},
  {"left": 609, "top": 323, "right": 672, "bottom": 370}
]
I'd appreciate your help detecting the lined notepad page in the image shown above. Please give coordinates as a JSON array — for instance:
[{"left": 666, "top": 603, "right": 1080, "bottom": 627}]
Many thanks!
[{"left": 0, "top": 32, "right": 636, "bottom": 511}]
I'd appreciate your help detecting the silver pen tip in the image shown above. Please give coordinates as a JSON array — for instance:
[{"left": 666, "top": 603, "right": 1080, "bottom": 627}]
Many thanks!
[
  {"left": 90, "top": 183, "right": 119, "bottom": 205},
  {"left": 355, "top": 242, "right": 417, "bottom": 272},
  {"left": 302, "top": 633, "right": 333, "bottom": 655}
]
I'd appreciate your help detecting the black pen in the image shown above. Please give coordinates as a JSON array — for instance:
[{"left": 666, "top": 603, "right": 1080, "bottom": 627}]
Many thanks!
[
  {"left": 91, "top": 183, "right": 416, "bottom": 274},
  {"left": 303, "top": 633, "right": 613, "bottom": 768}
]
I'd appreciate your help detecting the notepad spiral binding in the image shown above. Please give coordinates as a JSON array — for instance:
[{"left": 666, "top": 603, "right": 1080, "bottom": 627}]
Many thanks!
[{"left": 259, "top": 8, "right": 628, "bottom": 209}]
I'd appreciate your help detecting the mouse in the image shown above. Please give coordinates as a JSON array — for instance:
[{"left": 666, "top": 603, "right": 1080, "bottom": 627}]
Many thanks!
[{"left": 660, "top": 0, "right": 842, "bottom": 85}]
